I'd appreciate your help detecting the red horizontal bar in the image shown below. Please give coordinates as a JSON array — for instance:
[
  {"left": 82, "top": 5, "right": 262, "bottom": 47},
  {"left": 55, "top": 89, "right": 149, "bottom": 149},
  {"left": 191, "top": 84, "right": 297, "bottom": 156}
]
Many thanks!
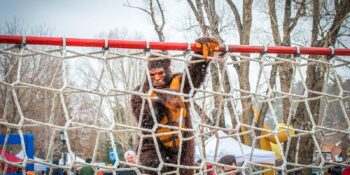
[{"left": 0, "top": 35, "right": 350, "bottom": 56}]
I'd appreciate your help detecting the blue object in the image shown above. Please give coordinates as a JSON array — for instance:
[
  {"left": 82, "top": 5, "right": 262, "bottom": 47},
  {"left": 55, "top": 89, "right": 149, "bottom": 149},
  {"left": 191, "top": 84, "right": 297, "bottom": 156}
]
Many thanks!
[
  {"left": 0, "top": 134, "right": 34, "bottom": 171},
  {"left": 109, "top": 149, "right": 119, "bottom": 164}
]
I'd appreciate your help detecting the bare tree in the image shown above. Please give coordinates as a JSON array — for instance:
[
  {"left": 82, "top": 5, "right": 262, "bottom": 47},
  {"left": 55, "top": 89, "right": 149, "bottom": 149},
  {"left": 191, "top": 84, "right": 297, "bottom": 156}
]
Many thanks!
[
  {"left": 252, "top": 0, "right": 307, "bottom": 145},
  {"left": 74, "top": 27, "right": 146, "bottom": 156},
  {"left": 0, "top": 18, "right": 65, "bottom": 159},
  {"left": 287, "top": 0, "right": 350, "bottom": 174},
  {"left": 261, "top": 0, "right": 305, "bottom": 123},
  {"left": 183, "top": 1, "right": 237, "bottom": 133},
  {"left": 185, "top": 1, "right": 222, "bottom": 130},
  {"left": 225, "top": 0, "right": 254, "bottom": 145},
  {"left": 125, "top": 0, "right": 166, "bottom": 41},
  {"left": 181, "top": 0, "right": 255, "bottom": 144}
]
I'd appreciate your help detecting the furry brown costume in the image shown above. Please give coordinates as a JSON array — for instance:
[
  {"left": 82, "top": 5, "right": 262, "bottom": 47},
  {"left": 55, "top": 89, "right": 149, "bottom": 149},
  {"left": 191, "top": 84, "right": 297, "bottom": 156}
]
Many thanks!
[{"left": 131, "top": 38, "right": 219, "bottom": 174}]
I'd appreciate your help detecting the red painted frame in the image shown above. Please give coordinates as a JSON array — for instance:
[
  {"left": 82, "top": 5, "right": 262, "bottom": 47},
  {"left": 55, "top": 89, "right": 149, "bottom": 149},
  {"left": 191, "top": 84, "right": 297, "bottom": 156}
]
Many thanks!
[{"left": 0, "top": 35, "right": 350, "bottom": 56}]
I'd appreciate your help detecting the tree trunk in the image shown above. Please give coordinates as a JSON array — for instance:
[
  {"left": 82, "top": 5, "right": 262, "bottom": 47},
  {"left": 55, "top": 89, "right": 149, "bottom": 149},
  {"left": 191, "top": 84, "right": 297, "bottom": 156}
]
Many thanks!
[
  {"left": 239, "top": 0, "right": 254, "bottom": 145},
  {"left": 279, "top": 54, "right": 293, "bottom": 122},
  {"left": 211, "top": 70, "right": 225, "bottom": 126},
  {"left": 288, "top": 0, "right": 350, "bottom": 174},
  {"left": 187, "top": 0, "right": 235, "bottom": 129}
]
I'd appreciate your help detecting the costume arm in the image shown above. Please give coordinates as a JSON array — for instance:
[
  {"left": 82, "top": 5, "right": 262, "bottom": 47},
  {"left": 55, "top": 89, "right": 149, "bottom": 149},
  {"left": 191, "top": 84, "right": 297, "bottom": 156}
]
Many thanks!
[
  {"left": 183, "top": 37, "right": 219, "bottom": 94},
  {"left": 182, "top": 55, "right": 210, "bottom": 94},
  {"left": 131, "top": 85, "right": 164, "bottom": 129}
]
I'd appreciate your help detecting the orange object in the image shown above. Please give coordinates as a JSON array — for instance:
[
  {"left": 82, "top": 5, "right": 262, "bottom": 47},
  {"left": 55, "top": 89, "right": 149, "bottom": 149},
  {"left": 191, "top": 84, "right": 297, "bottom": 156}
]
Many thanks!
[
  {"left": 26, "top": 171, "right": 35, "bottom": 175},
  {"left": 154, "top": 75, "right": 188, "bottom": 149},
  {"left": 195, "top": 41, "right": 220, "bottom": 60},
  {"left": 240, "top": 108, "right": 295, "bottom": 175}
]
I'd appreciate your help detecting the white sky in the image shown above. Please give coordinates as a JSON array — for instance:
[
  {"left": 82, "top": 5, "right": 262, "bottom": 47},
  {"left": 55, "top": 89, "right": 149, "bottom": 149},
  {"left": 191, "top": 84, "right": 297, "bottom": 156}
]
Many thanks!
[
  {"left": 0, "top": 0, "right": 188, "bottom": 41},
  {"left": 0, "top": 0, "right": 307, "bottom": 45},
  {"left": 1, "top": 1, "right": 349, "bottom": 47}
]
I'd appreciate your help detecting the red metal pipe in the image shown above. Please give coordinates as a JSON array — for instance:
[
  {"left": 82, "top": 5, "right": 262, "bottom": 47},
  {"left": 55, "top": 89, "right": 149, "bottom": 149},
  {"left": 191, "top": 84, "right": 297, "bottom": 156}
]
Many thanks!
[{"left": 0, "top": 35, "right": 350, "bottom": 56}]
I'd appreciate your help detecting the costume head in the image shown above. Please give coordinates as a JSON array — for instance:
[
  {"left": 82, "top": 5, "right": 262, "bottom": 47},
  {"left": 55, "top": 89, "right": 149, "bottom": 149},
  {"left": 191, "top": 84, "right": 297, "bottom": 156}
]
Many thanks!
[{"left": 147, "top": 51, "right": 171, "bottom": 88}]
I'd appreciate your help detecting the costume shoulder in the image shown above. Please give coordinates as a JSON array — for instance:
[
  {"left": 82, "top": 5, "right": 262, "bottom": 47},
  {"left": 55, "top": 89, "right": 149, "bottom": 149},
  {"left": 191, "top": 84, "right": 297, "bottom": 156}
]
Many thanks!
[
  {"left": 133, "top": 85, "right": 140, "bottom": 91},
  {"left": 133, "top": 81, "right": 150, "bottom": 93},
  {"left": 171, "top": 73, "right": 183, "bottom": 81},
  {"left": 169, "top": 73, "right": 184, "bottom": 91}
]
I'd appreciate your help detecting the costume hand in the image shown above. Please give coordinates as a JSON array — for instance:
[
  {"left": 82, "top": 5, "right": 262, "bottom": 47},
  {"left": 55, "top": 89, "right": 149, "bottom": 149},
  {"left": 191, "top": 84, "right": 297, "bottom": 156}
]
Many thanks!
[{"left": 195, "top": 37, "right": 220, "bottom": 60}]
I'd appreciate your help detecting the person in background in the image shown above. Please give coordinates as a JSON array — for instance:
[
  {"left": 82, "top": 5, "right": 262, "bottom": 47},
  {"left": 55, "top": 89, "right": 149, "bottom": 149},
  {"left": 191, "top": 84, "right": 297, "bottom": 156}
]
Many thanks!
[
  {"left": 80, "top": 158, "right": 94, "bottom": 175},
  {"left": 218, "top": 155, "right": 242, "bottom": 175},
  {"left": 195, "top": 159, "right": 214, "bottom": 175},
  {"left": 102, "top": 164, "right": 113, "bottom": 175},
  {"left": 275, "top": 157, "right": 283, "bottom": 175},
  {"left": 124, "top": 151, "right": 137, "bottom": 165},
  {"left": 342, "top": 147, "right": 350, "bottom": 175},
  {"left": 116, "top": 150, "right": 137, "bottom": 175},
  {"left": 46, "top": 156, "right": 64, "bottom": 175}
]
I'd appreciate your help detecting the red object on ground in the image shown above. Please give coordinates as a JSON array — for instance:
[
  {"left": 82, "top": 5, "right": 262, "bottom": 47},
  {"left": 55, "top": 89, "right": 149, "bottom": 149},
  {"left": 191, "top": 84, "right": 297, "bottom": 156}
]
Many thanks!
[
  {"left": 0, "top": 35, "right": 350, "bottom": 56},
  {"left": 0, "top": 148, "right": 23, "bottom": 173}
]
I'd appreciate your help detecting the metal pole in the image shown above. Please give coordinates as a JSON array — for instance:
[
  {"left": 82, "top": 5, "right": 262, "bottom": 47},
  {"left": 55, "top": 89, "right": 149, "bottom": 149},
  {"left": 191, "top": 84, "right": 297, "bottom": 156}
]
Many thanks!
[{"left": 0, "top": 35, "right": 350, "bottom": 56}]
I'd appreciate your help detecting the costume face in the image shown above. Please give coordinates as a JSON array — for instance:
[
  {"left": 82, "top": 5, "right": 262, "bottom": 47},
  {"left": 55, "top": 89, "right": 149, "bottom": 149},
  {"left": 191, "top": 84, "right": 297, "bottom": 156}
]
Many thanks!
[{"left": 149, "top": 67, "right": 167, "bottom": 88}]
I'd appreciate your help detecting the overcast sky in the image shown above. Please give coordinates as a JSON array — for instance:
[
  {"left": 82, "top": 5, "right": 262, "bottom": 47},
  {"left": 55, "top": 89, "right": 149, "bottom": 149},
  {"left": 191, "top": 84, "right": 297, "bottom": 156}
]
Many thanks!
[
  {"left": 0, "top": 0, "right": 290, "bottom": 45},
  {"left": 0, "top": 0, "right": 189, "bottom": 41}
]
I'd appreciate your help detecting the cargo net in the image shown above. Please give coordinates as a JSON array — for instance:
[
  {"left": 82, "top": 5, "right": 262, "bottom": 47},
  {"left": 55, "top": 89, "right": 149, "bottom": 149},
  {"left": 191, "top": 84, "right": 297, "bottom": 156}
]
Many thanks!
[{"left": 0, "top": 41, "right": 349, "bottom": 175}]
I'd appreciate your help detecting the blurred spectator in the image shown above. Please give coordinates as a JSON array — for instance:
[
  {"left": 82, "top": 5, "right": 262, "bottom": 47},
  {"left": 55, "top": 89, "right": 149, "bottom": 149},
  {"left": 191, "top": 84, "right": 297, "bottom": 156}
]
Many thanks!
[
  {"left": 275, "top": 157, "right": 283, "bottom": 175},
  {"left": 80, "top": 158, "right": 94, "bottom": 175},
  {"left": 194, "top": 159, "right": 213, "bottom": 175},
  {"left": 218, "top": 155, "right": 242, "bottom": 175},
  {"left": 124, "top": 151, "right": 136, "bottom": 164},
  {"left": 102, "top": 164, "right": 113, "bottom": 175},
  {"left": 342, "top": 147, "right": 350, "bottom": 175},
  {"left": 328, "top": 166, "right": 342, "bottom": 175},
  {"left": 206, "top": 163, "right": 214, "bottom": 175},
  {"left": 343, "top": 166, "right": 350, "bottom": 175},
  {"left": 46, "top": 157, "right": 64, "bottom": 175},
  {"left": 116, "top": 150, "right": 137, "bottom": 175}
]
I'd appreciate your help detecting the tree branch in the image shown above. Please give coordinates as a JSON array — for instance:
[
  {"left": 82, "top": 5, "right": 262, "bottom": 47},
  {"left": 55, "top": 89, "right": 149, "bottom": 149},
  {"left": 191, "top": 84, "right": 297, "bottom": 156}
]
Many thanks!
[
  {"left": 282, "top": 0, "right": 292, "bottom": 44},
  {"left": 226, "top": 0, "right": 243, "bottom": 38},
  {"left": 186, "top": 0, "right": 208, "bottom": 36},
  {"left": 124, "top": 0, "right": 151, "bottom": 15},
  {"left": 155, "top": 0, "right": 165, "bottom": 32},
  {"left": 311, "top": 0, "right": 320, "bottom": 46},
  {"left": 325, "top": 0, "right": 350, "bottom": 46},
  {"left": 268, "top": 0, "right": 282, "bottom": 45},
  {"left": 194, "top": 102, "right": 213, "bottom": 126},
  {"left": 125, "top": 0, "right": 165, "bottom": 41},
  {"left": 289, "top": 0, "right": 306, "bottom": 33},
  {"left": 203, "top": 0, "right": 222, "bottom": 41}
]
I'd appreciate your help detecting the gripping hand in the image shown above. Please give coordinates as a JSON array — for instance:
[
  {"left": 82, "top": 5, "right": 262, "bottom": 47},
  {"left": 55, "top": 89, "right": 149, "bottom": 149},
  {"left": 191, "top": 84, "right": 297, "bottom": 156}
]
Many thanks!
[{"left": 195, "top": 37, "right": 220, "bottom": 60}]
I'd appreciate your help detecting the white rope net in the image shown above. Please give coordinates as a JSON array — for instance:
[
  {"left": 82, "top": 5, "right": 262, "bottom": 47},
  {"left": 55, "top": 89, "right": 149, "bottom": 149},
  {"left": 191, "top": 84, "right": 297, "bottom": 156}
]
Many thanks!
[{"left": 0, "top": 42, "right": 349, "bottom": 175}]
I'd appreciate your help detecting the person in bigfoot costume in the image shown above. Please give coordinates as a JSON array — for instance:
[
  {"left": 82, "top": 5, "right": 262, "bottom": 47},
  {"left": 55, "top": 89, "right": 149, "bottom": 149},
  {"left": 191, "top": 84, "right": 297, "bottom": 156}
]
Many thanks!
[{"left": 131, "top": 37, "right": 219, "bottom": 174}]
